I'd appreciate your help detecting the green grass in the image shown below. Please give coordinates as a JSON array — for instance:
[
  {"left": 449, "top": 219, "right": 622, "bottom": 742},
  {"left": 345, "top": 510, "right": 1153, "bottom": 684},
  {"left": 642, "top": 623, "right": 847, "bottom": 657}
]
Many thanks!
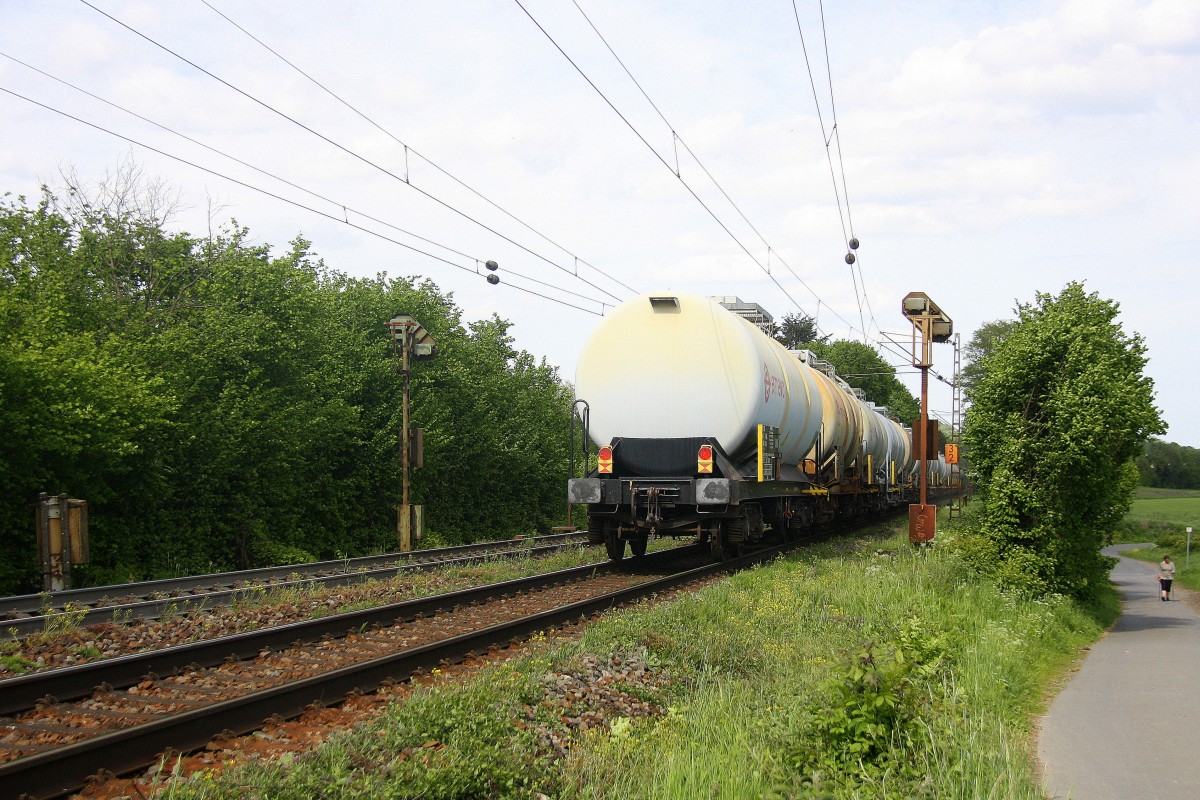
[
  {"left": 0, "top": 653, "right": 37, "bottom": 674},
  {"left": 1133, "top": 487, "right": 1200, "bottom": 500},
  {"left": 157, "top": 512, "right": 1114, "bottom": 800},
  {"left": 1126, "top": 494, "right": 1200, "bottom": 526}
]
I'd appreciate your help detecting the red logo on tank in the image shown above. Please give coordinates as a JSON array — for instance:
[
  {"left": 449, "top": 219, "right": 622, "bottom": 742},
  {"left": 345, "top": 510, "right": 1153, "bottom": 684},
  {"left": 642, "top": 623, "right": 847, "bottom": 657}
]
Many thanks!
[{"left": 763, "top": 363, "right": 784, "bottom": 403}]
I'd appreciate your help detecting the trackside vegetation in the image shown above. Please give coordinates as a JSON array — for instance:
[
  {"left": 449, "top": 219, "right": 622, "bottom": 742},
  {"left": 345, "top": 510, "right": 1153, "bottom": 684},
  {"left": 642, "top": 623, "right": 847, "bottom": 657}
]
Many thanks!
[
  {"left": 157, "top": 516, "right": 1117, "bottom": 800},
  {"left": 0, "top": 181, "right": 571, "bottom": 594}
]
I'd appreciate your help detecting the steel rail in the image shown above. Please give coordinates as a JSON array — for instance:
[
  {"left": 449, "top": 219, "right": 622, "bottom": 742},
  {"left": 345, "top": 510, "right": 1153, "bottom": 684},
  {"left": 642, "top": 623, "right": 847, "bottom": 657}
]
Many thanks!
[
  {"left": 0, "top": 546, "right": 692, "bottom": 717},
  {"left": 0, "top": 543, "right": 747, "bottom": 800},
  {"left": 0, "top": 532, "right": 586, "bottom": 616},
  {"left": 1, "top": 534, "right": 590, "bottom": 639}
]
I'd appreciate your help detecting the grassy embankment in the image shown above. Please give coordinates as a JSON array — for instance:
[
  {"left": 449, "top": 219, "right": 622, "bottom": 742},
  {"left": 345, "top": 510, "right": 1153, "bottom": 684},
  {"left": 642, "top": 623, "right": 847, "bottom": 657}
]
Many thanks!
[
  {"left": 159, "top": 511, "right": 1115, "bottom": 800},
  {"left": 1117, "top": 487, "right": 1200, "bottom": 591}
]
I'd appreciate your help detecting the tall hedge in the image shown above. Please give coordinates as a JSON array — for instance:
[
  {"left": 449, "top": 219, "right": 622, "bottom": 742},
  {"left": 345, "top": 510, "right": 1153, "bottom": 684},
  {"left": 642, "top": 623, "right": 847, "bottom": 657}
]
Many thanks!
[
  {"left": 961, "top": 282, "right": 1164, "bottom": 598},
  {"left": 0, "top": 189, "right": 572, "bottom": 593}
]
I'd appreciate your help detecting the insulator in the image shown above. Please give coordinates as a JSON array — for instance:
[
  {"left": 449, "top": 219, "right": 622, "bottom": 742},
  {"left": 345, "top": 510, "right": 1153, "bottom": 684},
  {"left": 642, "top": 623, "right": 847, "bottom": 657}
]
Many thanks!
[
  {"left": 848, "top": 237, "right": 859, "bottom": 250},
  {"left": 845, "top": 252, "right": 856, "bottom": 265}
]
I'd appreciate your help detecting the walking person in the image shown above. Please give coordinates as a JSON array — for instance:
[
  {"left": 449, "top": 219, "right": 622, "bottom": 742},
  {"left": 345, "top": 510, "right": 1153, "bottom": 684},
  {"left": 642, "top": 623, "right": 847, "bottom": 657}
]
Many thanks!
[{"left": 1158, "top": 555, "right": 1176, "bottom": 601}]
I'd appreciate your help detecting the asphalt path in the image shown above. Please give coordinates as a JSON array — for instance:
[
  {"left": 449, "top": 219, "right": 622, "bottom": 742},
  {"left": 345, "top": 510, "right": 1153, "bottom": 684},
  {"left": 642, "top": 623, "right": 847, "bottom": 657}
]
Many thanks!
[{"left": 1038, "top": 544, "right": 1200, "bottom": 799}]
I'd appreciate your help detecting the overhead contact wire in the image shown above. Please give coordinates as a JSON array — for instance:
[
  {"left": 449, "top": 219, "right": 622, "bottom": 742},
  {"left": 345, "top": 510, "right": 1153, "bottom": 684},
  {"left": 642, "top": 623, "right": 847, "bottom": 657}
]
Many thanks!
[
  {"left": 570, "top": 0, "right": 860, "bottom": 338},
  {"left": 0, "top": 86, "right": 604, "bottom": 316},
  {"left": 513, "top": 0, "right": 821, "bottom": 326},
  {"left": 198, "top": 0, "right": 637, "bottom": 298},
  {"left": 0, "top": 52, "right": 606, "bottom": 307},
  {"left": 78, "top": 0, "right": 625, "bottom": 305},
  {"left": 818, "top": 0, "right": 871, "bottom": 343},
  {"left": 0, "top": 51, "right": 472, "bottom": 266},
  {"left": 792, "top": 0, "right": 875, "bottom": 345}
]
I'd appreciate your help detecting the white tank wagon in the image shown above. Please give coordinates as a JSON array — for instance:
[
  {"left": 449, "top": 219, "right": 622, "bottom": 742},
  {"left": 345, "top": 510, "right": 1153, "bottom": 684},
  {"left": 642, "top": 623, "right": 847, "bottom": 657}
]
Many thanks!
[
  {"left": 569, "top": 292, "right": 924, "bottom": 560},
  {"left": 861, "top": 401, "right": 915, "bottom": 488},
  {"left": 913, "top": 454, "right": 952, "bottom": 488},
  {"left": 791, "top": 350, "right": 863, "bottom": 474},
  {"left": 575, "top": 293, "right": 826, "bottom": 469}
]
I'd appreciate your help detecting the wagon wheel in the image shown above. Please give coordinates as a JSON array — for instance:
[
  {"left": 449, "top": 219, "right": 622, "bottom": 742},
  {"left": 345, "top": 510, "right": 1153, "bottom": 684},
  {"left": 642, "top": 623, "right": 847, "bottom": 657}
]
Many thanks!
[
  {"left": 604, "top": 527, "right": 627, "bottom": 561},
  {"left": 725, "top": 504, "right": 763, "bottom": 557},
  {"left": 586, "top": 513, "right": 607, "bottom": 545},
  {"left": 709, "top": 521, "right": 729, "bottom": 561}
]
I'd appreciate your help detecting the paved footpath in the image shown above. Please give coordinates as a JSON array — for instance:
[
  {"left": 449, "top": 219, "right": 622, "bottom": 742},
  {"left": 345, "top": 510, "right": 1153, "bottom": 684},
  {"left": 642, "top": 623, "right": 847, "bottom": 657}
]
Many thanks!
[{"left": 1039, "top": 544, "right": 1200, "bottom": 799}]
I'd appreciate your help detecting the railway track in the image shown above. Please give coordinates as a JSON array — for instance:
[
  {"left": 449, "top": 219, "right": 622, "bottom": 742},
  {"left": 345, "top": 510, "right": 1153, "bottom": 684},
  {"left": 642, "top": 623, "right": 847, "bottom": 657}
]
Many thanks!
[
  {"left": 0, "top": 541, "right": 774, "bottom": 800},
  {"left": 0, "top": 532, "right": 588, "bottom": 640}
]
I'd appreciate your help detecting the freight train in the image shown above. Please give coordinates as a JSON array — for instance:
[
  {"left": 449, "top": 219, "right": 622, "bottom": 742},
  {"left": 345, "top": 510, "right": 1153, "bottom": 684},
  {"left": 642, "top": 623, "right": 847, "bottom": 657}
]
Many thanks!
[{"left": 567, "top": 292, "right": 952, "bottom": 560}]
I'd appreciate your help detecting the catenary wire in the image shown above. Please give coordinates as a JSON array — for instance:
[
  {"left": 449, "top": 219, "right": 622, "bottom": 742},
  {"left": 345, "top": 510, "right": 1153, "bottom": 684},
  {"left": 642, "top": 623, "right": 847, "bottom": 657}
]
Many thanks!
[
  {"left": 819, "top": 0, "right": 878, "bottom": 345},
  {"left": 0, "top": 86, "right": 605, "bottom": 316},
  {"left": 790, "top": 2, "right": 926, "bottom": 374},
  {"left": 511, "top": 0, "right": 828, "bottom": 326},
  {"left": 568, "top": 0, "right": 859, "bottom": 341},
  {"left": 813, "top": 0, "right": 885, "bottom": 350},
  {"left": 555, "top": 0, "right": 886, "bottom": 348},
  {"left": 78, "top": 0, "right": 625, "bottom": 305},
  {"left": 0, "top": 52, "right": 608, "bottom": 307},
  {"left": 790, "top": 0, "right": 869, "bottom": 343},
  {"left": 1, "top": 51, "right": 473, "bottom": 268},
  {"left": 198, "top": 0, "right": 637, "bottom": 298}
]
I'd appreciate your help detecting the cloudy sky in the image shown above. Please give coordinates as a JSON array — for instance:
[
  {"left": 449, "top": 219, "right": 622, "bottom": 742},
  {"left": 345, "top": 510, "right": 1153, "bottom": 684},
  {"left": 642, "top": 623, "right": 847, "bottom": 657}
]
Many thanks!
[{"left": 3, "top": 0, "right": 1197, "bottom": 445}]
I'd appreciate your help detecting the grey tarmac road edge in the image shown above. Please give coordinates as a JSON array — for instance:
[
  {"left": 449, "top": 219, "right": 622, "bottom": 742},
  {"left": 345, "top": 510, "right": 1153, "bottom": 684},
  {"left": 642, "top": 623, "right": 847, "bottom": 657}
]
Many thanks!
[{"left": 1038, "top": 544, "right": 1200, "bottom": 800}]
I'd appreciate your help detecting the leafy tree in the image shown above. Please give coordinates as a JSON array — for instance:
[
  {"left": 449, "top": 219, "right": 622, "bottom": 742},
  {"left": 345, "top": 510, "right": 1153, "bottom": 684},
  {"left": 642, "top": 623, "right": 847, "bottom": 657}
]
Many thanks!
[
  {"left": 0, "top": 192, "right": 176, "bottom": 590},
  {"left": 960, "top": 319, "right": 1017, "bottom": 396},
  {"left": 774, "top": 312, "right": 822, "bottom": 350},
  {"left": 415, "top": 315, "right": 571, "bottom": 541},
  {"left": 961, "top": 282, "right": 1164, "bottom": 598},
  {"left": 1136, "top": 439, "right": 1200, "bottom": 489}
]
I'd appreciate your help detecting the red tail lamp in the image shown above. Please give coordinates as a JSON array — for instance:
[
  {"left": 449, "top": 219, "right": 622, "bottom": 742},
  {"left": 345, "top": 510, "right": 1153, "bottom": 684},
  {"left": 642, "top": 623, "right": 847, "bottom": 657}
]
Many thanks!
[{"left": 598, "top": 445, "right": 614, "bottom": 474}]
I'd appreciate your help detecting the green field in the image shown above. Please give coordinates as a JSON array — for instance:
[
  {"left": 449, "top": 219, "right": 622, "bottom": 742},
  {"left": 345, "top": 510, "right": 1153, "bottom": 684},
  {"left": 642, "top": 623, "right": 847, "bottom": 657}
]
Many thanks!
[
  {"left": 1133, "top": 487, "right": 1200, "bottom": 499},
  {"left": 1127, "top": 487, "right": 1200, "bottom": 526}
]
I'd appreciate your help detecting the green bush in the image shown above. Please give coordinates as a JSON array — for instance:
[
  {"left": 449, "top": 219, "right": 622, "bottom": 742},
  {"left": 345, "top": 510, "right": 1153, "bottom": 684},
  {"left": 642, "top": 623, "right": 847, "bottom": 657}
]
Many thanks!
[
  {"left": 769, "top": 616, "right": 949, "bottom": 795},
  {"left": 1156, "top": 533, "right": 1185, "bottom": 552},
  {"left": 963, "top": 284, "right": 1162, "bottom": 598},
  {"left": 251, "top": 541, "right": 318, "bottom": 568}
]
